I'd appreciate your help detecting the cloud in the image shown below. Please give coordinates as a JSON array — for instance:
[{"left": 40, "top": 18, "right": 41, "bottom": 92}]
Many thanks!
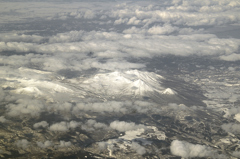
[
  {"left": 15, "top": 139, "right": 29, "bottom": 149},
  {"left": 0, "top": 116, "right": 8, "bottom": 123},
  {"left": 127, "top": 17, "right": 141, "bottom": 25},
  {"left": 131, "top": 142, "right": 146, "bottom": 155},
  {"left": 58, "top": 140, "right": 72, "bottom": 148},
  {"left": 221, "top": 123, "right": 240, "bottom": 134},
  {"left": 168, "top": 103, "right": 188, "bottom": 110},
  {"left": 73, "top": 101, "right": 127, "bottom": 114},
  {"left": 49, "top": 121, "right": 80, "bottom": 132},
  {"left": 72, "top": 100, "right": 160, "bottom": 116},
  {"left": 53, "top": 102, "right": 73, "bottom": 114},
  {"left": 224, "top": 107, "right": 240, "bottom": 118},
  {"left": 111, "top": 1, "right": 240, "bottom": 27},
  {"left": 81, "top": 119, "right": 108, "bottom": 132},
  {"left": 114, "top": 18, "right": 128, "bottom": 25},
  {"left": 6, "top": 99, "right": 45, "bottom": 117},
  {"left": 36, "top": 140, "right": 53, "bottom": 149},
  {"left": 49, "top": 122, "right": 69, "bottom": 132},
  {"left": 1, "top": 29, "right": 239, "bottom": 62},
  {"left": 219, "top": 53, "right": 240, "bottom": 61},
  {"left": 110, "top": 120, "right": 146, "bottom": 132},
  {"left": 170, "top": 140, "right": 226, "bottom": 158},
  {"left": 0, "top": 33, "right": 45, "bottom": 43},
  {"left": 48, "top": 31, "right": 84, "bottom": 43},
  {"left": 83, "top": 10, "right": 96, "bottom": 19},
  {"left": 147, "top": 24, "right": 178, "bottom": 35},
  {"left": 33, "top": 121, "right": 49, "bottom": 129}
]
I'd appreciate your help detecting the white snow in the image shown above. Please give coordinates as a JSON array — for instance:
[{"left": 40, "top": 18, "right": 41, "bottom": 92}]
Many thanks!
[
  {"left": 162, "top": 88, "right": 177, "bottom": 95},
  {"left": 234, "top": 114, "right": 240, "bottom": 122},
  {"left": 80, "top": 70, "right": 170, "bottom": 97},
  {"left": 15, "top": 87, "right": 43, "bottom": 96}
]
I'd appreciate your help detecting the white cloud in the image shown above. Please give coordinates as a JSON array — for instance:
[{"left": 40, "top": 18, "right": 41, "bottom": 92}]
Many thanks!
[
  {"left": 110, "top": 120, "right": 146, "bottom": 132},
  {"left": 114, "top": 18, "right": 128, "bottom": 25},
  {"left": 48, "top": 31, "right": 84, "bottom": 43},
  {"left": 147, "top": 24, "right": 178, "bottom": 35},
  {"left": 58, "top": 140, "right": 72, "bottom": 148},
  {"left": 49, "top": 122, "right": 69, "bottom": 132},
  {"left": 81, "top": 119, "right": 108, "bottom": 132},
  {"left": 73, "top": 101, "right": 127, "bottom": 114},
  {"left": 224, "top": 107, "right": 240, "bottom": 118},
  {"left": 49, "top": 121, "right": 80, "bottom": 132},
  {"left": 131, "top": 142, "right": 146, "bottom": 155},
  {"left": 36, "top": 140, "right": 53, "bottom": 149},
  {"left": 0, "top": 33, "right": 45, "bottom": 43},
  {"left": 221, "top": 123, "right": 240, "bottom": 134},
  {"left": 170, "top": 140, "right": 226, "bottom": 158},
  {"left": 127, "top": 17, "right": 141, "bottom": 25},
  {"left": 33, "top": 121, "right": 49, "bottom": 129},
  {"left": 84, "top": 10, "right": 96, "bottom": 19},
  {"left": 0, "top": 116, "right": 8, "bottom": 123},
  {"left": 219, "top": 53, "right": 240, "bottom": 61},
  {"left": 168, "top": 103, "right": 188, "bottom": 110},
  {"left": 6, "top": 99, "right": 45, "bottom": 117},
  {"left": 15, "top": 139, "right": 29, "bottom": 150},
  {"left": 1, "top": 29, "right": 239, "bottom": 61}
]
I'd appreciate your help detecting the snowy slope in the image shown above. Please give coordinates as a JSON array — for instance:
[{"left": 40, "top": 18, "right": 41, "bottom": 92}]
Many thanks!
[
  {"left": 1, "top": 68, "right": 177, "bottom": 101},
  {"left": 80, "top": 70, "right": 177, "bottom": 97}
]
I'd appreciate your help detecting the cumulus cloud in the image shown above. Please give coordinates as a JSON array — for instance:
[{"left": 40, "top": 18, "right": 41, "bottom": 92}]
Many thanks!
[
  {"left": 170, "top": 140, "right": 225, "bottom": 158},
  {"left": 110, "top": 120, "right": 146, "bottom": 132},
  {"left": 221, "top": 123, "right": 240, "bottom": 134},
  {"left": 83, "top": 10, "right": 96, "bottom": 19},
  {"left": 15, "top": 139, "right": 29, "bottom": 150},
  {"left": 33, "top": 121, "right": 49, "bottom": 129},
  {"left": 127, "top": 17, "right": 141, "bottom": 25},
  {"left": 73, "top": 101, "right": 127, "bottom": 114},
  {"left": 36, "top": 140, "right": 53, "bottom": 149},
  {"left": 147, "top": 24, "right": 178, "bottom": 35},
  {"left": 48, "top": 31, "right": 84, "bottom": 43},
  {"left": 224, "top": 106, "right": 240, "bottom": 118},
  {"left": 0, "top": 33, "right": 45, "bottom": 43},
  {"left": 0, "top": 116, "right": 8, "bottom": 123},
  {"left": 72, "top": 100, "right": 159, "bottom": 116},
  {"left": 219, "top": 53, "right": 240, "bottom": 61},
  {"left": 168, "top": 103, "right": 188, "bottom": 110},
  {"left": 131, "top": 142, "right": 146, "bottom": 155},
  {"left": 6, "top": 99, "right": 45, "bottom": 117},
  {"left": 58, "top": 140, "right": 72, "bottom": 148},
  {"left": 81, "top": 119, "right": 108, "bottom": 132},
  {"left": 49, "top": 121, "right": 80, "bottom": 132}
]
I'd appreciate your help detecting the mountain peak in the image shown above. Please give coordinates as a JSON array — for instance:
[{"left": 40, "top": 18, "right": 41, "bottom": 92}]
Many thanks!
[{"left": 80, "top": 70, "right": 171, "bottom": 98}]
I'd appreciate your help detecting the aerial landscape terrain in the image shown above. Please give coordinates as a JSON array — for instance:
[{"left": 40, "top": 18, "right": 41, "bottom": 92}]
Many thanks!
[{"left": 0, "top": 0, "right": 240, "bottom": 158}]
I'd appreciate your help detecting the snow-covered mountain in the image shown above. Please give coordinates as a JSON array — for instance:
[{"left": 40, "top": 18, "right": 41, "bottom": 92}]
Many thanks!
[
  {"left": 80, "top": 70, "right": 177, "bottom": 98},
  {"left": 2, "top": 68, "right": 177, "bottom": 102}
]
